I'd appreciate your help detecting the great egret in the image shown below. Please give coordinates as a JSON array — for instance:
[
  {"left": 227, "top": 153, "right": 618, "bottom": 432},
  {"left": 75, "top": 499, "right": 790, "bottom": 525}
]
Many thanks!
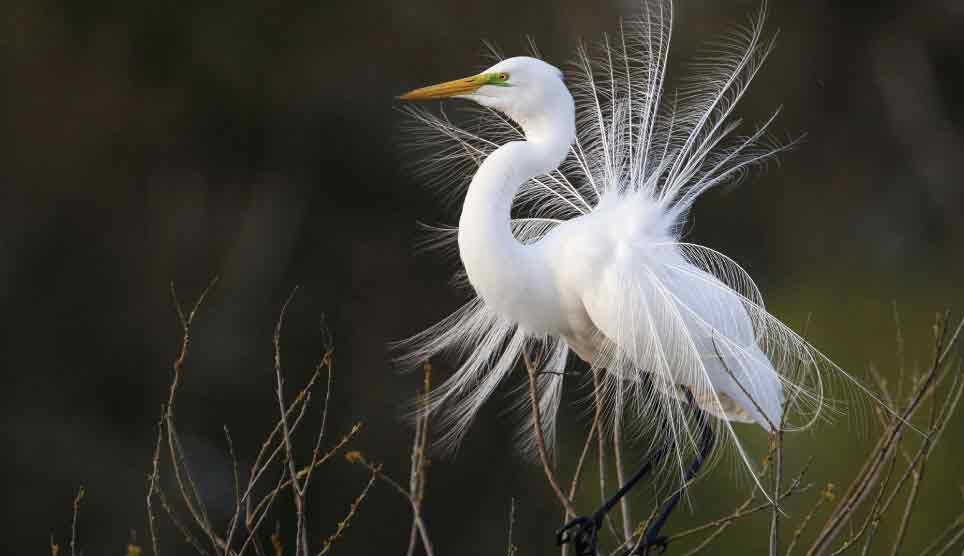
[{"left": 396, "top": 1, "right": 874, "bottom": 553}]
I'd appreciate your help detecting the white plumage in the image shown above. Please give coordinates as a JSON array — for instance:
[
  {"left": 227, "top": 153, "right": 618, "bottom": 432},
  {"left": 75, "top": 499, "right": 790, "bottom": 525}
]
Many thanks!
[{"left": 396, "top": 1, "right": 850, "bottom": 486}]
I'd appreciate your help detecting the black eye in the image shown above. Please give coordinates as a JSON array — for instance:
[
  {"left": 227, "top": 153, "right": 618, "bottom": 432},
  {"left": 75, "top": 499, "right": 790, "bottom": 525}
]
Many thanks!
[{"left": 499, "top": 73, "right": 509, "bottom": 81}]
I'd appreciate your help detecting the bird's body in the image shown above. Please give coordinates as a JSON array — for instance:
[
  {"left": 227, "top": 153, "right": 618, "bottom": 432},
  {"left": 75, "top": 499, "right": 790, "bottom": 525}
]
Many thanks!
[
  {"left": 396, "top": 1, "right": 845, "bottom": 486},
  {"left": 457, "top": 108, "right": 782, "bottom": 429}
]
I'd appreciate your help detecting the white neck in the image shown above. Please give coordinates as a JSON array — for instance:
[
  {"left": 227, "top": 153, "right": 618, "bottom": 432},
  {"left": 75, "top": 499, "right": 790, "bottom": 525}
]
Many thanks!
[{"left": 457, "top": 95, "right": 575, "bottom": 329}]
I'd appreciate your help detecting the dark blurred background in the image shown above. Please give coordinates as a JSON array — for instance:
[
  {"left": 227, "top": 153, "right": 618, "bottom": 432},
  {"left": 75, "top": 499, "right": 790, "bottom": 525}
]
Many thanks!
[{"left": 2, "top": 0, "right": 962, "bottom": 553}]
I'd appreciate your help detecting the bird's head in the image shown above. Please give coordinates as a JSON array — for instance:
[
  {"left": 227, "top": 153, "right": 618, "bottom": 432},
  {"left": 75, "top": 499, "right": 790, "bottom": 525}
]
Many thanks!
[{"left": 399, "top": 56, "right": 573, "bottom": 138}]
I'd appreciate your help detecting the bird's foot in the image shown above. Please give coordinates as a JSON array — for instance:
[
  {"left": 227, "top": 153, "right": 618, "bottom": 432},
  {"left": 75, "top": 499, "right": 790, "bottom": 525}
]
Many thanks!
[
  {"left": 628, "top": 535, "right": 668, "bottom": 555},
  {"left": 556, "top": 515, "right": 600, "bottom": 556}
]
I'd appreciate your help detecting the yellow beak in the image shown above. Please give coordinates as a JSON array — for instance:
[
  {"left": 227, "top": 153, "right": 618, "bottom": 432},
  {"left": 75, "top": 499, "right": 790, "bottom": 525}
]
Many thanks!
[{"left": 398, "top": 74, "right": 487, "bottom": 101}]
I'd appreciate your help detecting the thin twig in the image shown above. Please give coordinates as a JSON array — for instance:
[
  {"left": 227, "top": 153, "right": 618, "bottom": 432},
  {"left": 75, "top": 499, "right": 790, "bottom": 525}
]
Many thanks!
[
  {"left": 669, "top": 432, "right": 784, "bottom": 556},
  {"left": 238, "top": 471, "right": 287, "bottom": 556},
  {"left": 681, "top": 496, "right": 756, "bottom": 556},
  {"left": 167, "top": 420, "right": 221, "bottom": 552},
  {"left": 248, "top": 424, "right": 362, "bottom": 522},
  {"left": 785, "top": 484, "right": 833, "bottom": 556},
  {"left": 164, "top": 278, "right": 224, "bottom": 553},
  {"left": 807, "top": 314, "right": 962, "bottom": 556},
  {"left": 562, "top": 369, "right": 604, "bottom": 556},
  {"left": 317, "top": 467, "right": 378, "bottom": 555},
  {"left": 346, "top": 452, "right": 435, "bottom": 556},
  {"left": 242, "top": 370, "right": 321, "bottom": 508},
  {"left": 223, "top": 427, "right": 243, "bottom": 555},
  {"left": 592, "top": 368, "right": 622, "bottom": 541},
  {"left": 620, "top": 499, "right": 659, "bottom": 556},
  {"left": 932, "top": 526, "right": 964, "bottom": 556},
  {"left": 146, "top": 418, "right": 163, "bottom": 556},
  {"left": 918, "top": 512, "right": 964, "bottom": 556},
  {"left": 770, "top": 430, "right": 784, "bottom": 556},
  {"left": 858, "top": 362, "right": 963, "bottom": 554},
  {"left": 612, "top": 416, "right": 633, "bottom": 547},
  {"left": 156, "top": 487, "right": 215, "bottom": 556},
  {"left": 666, "top": 458, "right": 813, "bottom": 545},
  {"left": 829, "top": 435, "right": 900, "bottom": 556},
  {"left": 888, "top": 366, "right": 956, "bottom": 556},
  {"left": 507, "top": 498, "right": 518, "bottom": 556},
  {"left": 407, "top": 362, "right": 432, "bottom": 556},
  {"left": 273, "top": 287, "right": 309, "bottom": 556},
  {"left": 568, "top": 395, "right": 601, "bottom": 506},
  {"left": 70, "top": 486, "right": 84, "bottom": 556},
  {"left": 523, "top": 350, "right": 577, "bottom": 516},
  {"left": 299, "top": 352, "right": 335, "bottom": 495}
]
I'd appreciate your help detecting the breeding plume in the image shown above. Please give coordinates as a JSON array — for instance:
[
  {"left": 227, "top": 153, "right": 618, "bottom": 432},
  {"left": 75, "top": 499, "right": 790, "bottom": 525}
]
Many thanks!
[{"left": 397, "top": 1, "right": 862, "bottom": 552}]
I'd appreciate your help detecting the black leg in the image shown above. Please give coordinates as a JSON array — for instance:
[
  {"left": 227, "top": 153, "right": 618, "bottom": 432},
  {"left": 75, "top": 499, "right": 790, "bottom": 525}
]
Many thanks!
[
  {"left": 557, "top": 442, "right": 667, "bottom": 555},
  {"left": 634, "top": 393, "right": 716, "bottom": 555},
  {"left": 556, "top": 386, "right": 716, "bottom": 556},
  {"left": 557, "top": 374, "right": 669, "bottom": 556}
]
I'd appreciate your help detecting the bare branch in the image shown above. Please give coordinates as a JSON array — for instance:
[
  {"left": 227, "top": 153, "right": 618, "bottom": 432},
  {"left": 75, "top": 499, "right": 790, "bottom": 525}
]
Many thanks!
[
  {"left": 666, "top": 458, "right": 813, "bottom": 545},
  {"left": 612, "top": 415, "right": 633, "bottom": 547},
  {"left": 272, "top": 286, "right": 310, "bottom": 556},
  {"left": 591, "top": 368, "right": 622, "bottom": 541},
  {"left": 785, "top": 484, "right": 833, "bottom": 556},
  {"left": 222, "top": 427, "right": 243, "bottom": 554},
  {"left": 807, "top": 314, "right": 963, "bottom": 556},
  {"left": 346, "top": 452, "right": 435, "bottom": 556},
  {"left": 156, "top": 487, "right": 214, "bottom": 556},
  {"left": 163, "top": 278, "right": 225, "bottom": 554},
  {"left": 918, "top": 512, "right": 964, "bottom": 556},
  {"left": 299, "top": 349, "right": 335, "bottom": 497},
  {"left": 407, "top": 362, "right": 432, "bottom": 556},
  {"left": 769, "top": 430, "right": 784, "bottom": 556},
  {"left": 70, "top": 486, "right": 84, "bottom": 556},
  {"left": 247, "top": 424, "right": 362, "bottom": 528},
  {"left": 506, "top": 498, "right": 518, "bottom": 556},
  {"left": 317, "top": 467, "right": 378, "bottom": 555},
  {"left": 681, "top": 496, "right": 756, "bottom": 556},
  {"left": 146, "top": 417, "right": 164, "bottom": 556},
  {"left": 523, "top": 350, "right": 577, "bottom": 516}
]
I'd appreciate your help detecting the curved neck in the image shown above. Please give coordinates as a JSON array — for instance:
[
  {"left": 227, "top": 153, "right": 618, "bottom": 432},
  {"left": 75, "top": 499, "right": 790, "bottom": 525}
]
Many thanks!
[{"left": 458, "top": 97, "right": 575, "bottom": 324}]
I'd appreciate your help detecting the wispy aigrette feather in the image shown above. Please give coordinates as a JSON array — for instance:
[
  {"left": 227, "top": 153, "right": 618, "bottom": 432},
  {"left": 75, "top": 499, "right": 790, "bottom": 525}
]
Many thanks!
[{"left": 395, "top": 0, "right": 879, "bottom": 490}]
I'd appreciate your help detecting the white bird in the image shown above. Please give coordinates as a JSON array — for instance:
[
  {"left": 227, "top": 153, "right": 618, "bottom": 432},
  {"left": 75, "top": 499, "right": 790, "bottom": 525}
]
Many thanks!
[{"left": 396, "top": 1, "right": 872, "bottom": 552}]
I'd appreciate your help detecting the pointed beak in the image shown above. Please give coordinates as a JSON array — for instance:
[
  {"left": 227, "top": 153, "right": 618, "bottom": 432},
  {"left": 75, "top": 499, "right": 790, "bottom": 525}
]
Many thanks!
[{"left": 397, "top": 74, "right": 486, "bottom": 101}]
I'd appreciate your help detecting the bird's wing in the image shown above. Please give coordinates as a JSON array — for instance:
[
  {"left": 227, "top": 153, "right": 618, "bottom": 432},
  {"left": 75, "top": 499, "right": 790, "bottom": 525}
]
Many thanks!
[
  {"left": 567, "top": 232, "right": 789, "bottom": 485},
  {"left": 576, "top": 233, "right": 780, "bottom": 418}
]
